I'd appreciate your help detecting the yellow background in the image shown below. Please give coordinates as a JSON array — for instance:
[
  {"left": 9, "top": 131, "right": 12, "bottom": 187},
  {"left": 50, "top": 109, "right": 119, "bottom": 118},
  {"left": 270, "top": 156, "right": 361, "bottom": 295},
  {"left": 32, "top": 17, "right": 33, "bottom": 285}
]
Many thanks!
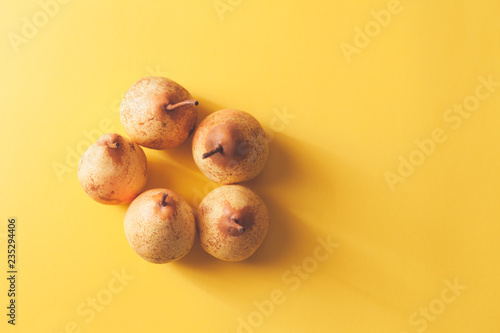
[{"left": 1, "top": 0, "right": 500, "bottom": 332}]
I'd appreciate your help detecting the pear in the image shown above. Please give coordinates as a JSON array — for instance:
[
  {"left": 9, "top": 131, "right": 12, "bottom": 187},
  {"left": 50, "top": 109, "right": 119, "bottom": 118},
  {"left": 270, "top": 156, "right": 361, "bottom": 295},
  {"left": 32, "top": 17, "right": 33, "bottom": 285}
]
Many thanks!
[
  {"left": 197, "top": 185, "right": 269, "bottom": 261},
  {"left": 192, "top": 109, "right": 269, "bottom": 184},
  {"left": 124, "top": 189, "right": 196, "bottom": 264},
  {"left": 78, "top": 133, "right": 147, "bottom": 205},
  {"left": 120, "top": 76, "right": 198, "bottom": 149}
]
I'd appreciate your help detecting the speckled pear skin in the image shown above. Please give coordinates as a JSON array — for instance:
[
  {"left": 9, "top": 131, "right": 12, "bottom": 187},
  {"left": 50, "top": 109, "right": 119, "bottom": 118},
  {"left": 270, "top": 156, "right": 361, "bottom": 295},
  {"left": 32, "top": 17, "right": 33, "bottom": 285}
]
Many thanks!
[
  {"left": 120, "top": 76, "right": 198, "bottom": 150},
  {"left": 197, "top": 185, "right": 269, "bottom": 261},
  {"left": 124, "top": 189, "right": 196, "bottom": 264},
  {"left": 78, "top": 133, "right": 147, "bottom": 205},
  {"left": 192, "top": 109, "right": 269, "bottom": 184}
]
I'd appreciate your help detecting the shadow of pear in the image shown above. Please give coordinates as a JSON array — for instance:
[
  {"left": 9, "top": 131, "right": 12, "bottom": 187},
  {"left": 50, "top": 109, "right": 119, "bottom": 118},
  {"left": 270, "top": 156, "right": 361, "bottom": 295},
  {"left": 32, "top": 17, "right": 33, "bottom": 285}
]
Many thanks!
[
  {"left": 176, "top": 133, "right": 339, "bottom": 270},
  {"left": 241, "top": 133, "right": 340, "bottom": 262},
  {"left": 171, "top": 214, "right": 322, "bottom": 306},
  {"left": 163, "top": 128, "right": 347, "bottom": 305},
  {"left": 195, "top": 96, "right": 225, "bottom": 122},
  {"left": 174, "top": 232, "right": 222, "bottom": 270},
  {"left": 244, "top": 132, "right": 340, "bottom": 220}
]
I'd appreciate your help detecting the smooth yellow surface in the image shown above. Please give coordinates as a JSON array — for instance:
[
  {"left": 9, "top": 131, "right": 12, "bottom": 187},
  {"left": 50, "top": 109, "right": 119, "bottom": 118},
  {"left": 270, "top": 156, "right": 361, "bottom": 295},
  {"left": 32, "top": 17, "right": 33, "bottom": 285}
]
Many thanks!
[{"left": 1, "top": 1, "right": 500, "bottom": 332}]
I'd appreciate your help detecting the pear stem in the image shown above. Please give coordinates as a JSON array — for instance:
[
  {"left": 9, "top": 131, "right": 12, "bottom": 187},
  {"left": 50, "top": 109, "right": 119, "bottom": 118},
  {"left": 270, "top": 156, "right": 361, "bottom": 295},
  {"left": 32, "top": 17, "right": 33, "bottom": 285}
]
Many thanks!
[
  {"left": 231, "top": 218, "right": 245, "bottom": 233},
  {"left": 107, "top": 142, "right": 120, "bottom": 149},
  {"left": 161, "top": 193, "right": 168, "bottom": 207},
  {"left": 202, "top": 145, "right": 223, "bottom": 159},
  {"left": 165, "top": 99, "right": 199, "bottom": 111}
]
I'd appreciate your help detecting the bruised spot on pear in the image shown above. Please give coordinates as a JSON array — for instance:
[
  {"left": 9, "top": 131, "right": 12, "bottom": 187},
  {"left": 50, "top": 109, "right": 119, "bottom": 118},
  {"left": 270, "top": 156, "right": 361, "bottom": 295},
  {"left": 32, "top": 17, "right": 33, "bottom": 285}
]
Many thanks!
[
  {"left": 97, "top": 194, "right": 121, "bottom": 204},
  {"left": 218, "top": 204, "right": 254, "bottom": 237}
]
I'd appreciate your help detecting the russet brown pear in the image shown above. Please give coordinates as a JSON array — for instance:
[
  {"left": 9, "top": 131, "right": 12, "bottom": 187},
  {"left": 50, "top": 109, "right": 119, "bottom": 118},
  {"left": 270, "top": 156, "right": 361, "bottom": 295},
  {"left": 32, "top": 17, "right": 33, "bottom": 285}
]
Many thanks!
[
  {"left": 124, "top": 189, "right": 196, "bottom": 264},
  {"left": 78, "top": 133, "right": 147, "bottom": 205},
  {"left": 120, "top": 76, "right": 198, "bottom": 150},
  {"left": 197, "top": 185, "right": 269, "bottom": 261},
  {"left": 192, "top": 109, "right": 269, "bottom": 184}
]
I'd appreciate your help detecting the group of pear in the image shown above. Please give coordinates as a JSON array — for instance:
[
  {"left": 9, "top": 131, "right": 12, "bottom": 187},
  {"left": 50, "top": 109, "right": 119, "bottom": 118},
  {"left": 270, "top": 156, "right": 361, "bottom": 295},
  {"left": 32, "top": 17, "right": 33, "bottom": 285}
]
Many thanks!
[{"left": 78, "top": 77, "right": 270, "bottom": 263}]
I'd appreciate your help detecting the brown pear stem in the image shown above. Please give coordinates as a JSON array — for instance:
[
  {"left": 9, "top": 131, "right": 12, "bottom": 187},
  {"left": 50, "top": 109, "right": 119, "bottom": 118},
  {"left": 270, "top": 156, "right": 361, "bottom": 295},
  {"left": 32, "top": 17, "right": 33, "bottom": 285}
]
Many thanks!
[
  {"left": 165, "top": 99, "right": 198, "bottom": 111},
  {"left": 107, "top": 142, "right": 120, "bottom": 149},
  {"left": 161, "top": 193, "right": 169, "bottom": 207},
  {"left": 202, "top": 145, "right": 223, "bottom": 159},
  {"left": 231, "top": 218, "right": 245, "bottom": 233}
]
